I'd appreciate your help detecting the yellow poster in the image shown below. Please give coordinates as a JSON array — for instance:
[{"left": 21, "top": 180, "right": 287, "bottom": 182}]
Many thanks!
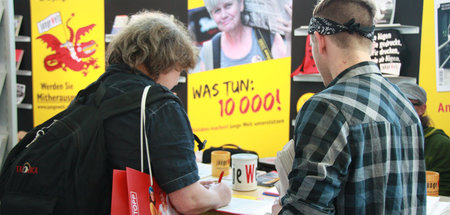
[
  {"left": 420, "top": 0, "right": 450, "bottom": 134},
  {"left": 188, "top": 58, "right": 291, "bottom": 158},
  {"left": 31, "top": 0, "right": 105, "bottom": 126},
  {"left": 187, "top": 0, "right": 292, "bottom": 157}
]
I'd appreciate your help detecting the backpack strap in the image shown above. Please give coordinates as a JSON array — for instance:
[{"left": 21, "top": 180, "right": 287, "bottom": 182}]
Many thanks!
[
  {"left": 75, "top": 64, "right": 143, "bottom": 106},
  {"left": 212, "top": 33, "right": 221, "bottom": 69},
  {"left": 73, "top": 70, "right": 120, "bottom": 105},
  {"left": 255, "top": 28, "right": 273, "bottom": 60},
  {"left": 202, "top": 40, "right": 214, "bottom": 71}
]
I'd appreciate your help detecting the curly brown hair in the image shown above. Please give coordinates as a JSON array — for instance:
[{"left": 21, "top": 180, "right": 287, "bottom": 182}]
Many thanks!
[{"left": 106, "top": 10, "right": 198, "bottom": 80}]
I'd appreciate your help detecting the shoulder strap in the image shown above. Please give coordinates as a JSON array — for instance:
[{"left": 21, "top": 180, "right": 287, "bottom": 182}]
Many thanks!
[
  {"left": 255, "top": 28, "right": 273, "bottom": 60},
  {"left": 261, "top": 29, "right": 272, "bottom": 50},
  {"left": 73, "top": 70, "right": 120, "bottom": 105},
  {"left": 202, "top": 40, "right": 214, "bottom": 71},
  {"left": 212, "top": 33, "right": 221, "bottom": 69}
]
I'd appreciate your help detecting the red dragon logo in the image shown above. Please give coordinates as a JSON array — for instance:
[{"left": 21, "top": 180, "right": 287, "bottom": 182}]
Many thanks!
[{"left": 37, "top": 13, "right": 99, "bottom": 76}]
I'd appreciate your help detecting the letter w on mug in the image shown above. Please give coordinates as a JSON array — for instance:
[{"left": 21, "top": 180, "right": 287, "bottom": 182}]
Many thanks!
[{"left": 232, "top": 153, "right": 258, "bottom": 191}]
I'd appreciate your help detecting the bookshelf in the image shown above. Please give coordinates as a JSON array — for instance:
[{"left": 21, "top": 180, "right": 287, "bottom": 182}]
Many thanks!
[
  {"left": 14, "top": 0, "right": 33, "bottom": 131},
  {"left": 14, "top": 34, "right": 32, "bottom": 112},
  {"left": 0, "top": 0, "right": 17, "bottom": 167},
  {"left": 292, "top": 24, "right": 421, "bottom": 83}
]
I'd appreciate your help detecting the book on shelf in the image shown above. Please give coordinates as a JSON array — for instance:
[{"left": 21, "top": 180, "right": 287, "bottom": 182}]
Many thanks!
[
  {"left": 16, "top": 83, "right": 26, "bottom": 105},
  {"left": 370, "top": 29, "right": 403, "bottom": 76},
  {"left": 14, "top": 15, "right": 23, "bottom": 37},
  {"left": 110, "top": 15, "right": 129, "bottom": 35},
  {"left": 15, "top": 49, "right": 24, "bottom": 71}
]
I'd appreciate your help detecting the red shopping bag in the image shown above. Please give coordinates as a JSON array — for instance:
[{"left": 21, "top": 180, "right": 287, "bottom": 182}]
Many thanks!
[
  {"left": 111, "top": 170, "right": 128, "bottom": 214},
  {"left": 111, "top": 167, "right": 176, "bottom": 215}
]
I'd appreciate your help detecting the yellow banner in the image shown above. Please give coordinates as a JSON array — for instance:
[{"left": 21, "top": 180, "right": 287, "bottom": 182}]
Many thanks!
[
  {"left": 31, "top": 0, "right": 105, "bottom": 126},
  {"left": 420, "top": 0, "right": 450, "bottom": 134},
  {"left": 188, "top": 58, "right": 291, "bottom": 158}
]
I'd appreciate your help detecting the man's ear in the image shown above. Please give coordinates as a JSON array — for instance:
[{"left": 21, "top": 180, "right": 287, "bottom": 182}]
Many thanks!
[
  {"left": 417, "top": 104, "right": 427, "bottom": 116},
  {"left": 314, "top": 32, "right": 326, "bottom": 55}
]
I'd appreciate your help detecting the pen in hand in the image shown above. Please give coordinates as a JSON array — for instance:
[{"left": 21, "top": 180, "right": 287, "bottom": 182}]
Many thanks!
[
  {"left": 201, "top": 170, "right": 225, "bottom": 189},
  {"left": 218, "top": 171, "right": 224, "bottom": 183}
]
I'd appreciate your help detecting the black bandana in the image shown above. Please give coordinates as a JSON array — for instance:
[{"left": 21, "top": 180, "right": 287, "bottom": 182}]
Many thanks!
[{"left": 308, "top": 17, "right": 375, "bottom": 40}]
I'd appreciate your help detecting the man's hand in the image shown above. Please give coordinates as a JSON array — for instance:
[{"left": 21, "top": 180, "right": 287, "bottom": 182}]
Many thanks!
[{"left": 272, "top": 197, "right": 282, "bottom": 215}]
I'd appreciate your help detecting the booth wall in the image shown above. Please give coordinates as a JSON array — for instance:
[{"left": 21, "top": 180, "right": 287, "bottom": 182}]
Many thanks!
[
  {"left": 14, "top": 0, "right": 439, "bottom": 142},
  {"left": 420, "top": 0, "right": 450, "bottom": 134}
]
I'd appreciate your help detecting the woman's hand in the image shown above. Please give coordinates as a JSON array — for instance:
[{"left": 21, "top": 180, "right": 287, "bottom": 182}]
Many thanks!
[
  {"left": 272, "top": 3, "right": 292, "bottom": 58},
  {"left": 276, "top": 3, "right": 292, "bottom": 41}
]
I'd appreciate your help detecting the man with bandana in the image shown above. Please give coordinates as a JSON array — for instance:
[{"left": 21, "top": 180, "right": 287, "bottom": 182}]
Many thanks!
[{"left": 273, "top": 0, "right": 426, "bottom": 214}]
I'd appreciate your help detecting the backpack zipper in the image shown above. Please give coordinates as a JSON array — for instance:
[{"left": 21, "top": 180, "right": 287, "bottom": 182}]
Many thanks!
[{"left": 25, "top": 120, "right": 59, "bottom": 148}]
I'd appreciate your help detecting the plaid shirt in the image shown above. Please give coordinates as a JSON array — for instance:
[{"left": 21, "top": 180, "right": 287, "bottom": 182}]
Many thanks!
[{"left": 281, "top": 62, "right": 426, "bottom": 215}]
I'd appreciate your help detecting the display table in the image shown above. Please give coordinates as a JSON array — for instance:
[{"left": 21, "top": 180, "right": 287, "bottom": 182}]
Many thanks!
[
  {"left": 438, "top": 196, "right": 450, "bottom": 202},
  {"left": 198, "top": 163, "right": 276, "bottom": 215},
  {"left": 198, "top": 163, "right": 450, "bottom": 215},
  {"left": 427, "top": 195, "right": 450, "bottom": 215}
]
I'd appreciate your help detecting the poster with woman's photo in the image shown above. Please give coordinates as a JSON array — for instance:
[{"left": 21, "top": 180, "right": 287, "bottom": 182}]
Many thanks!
[
  {"left": 186, "top": 0, "right": 292, "bottom": 158},
  {"left": 435, "top": 0, "right": 450, "bottom": 92}
]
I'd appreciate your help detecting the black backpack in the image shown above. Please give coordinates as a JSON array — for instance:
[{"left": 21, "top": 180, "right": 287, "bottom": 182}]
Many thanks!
[{"left": 0, "top": 77, "right": 181, "bottom": 215}]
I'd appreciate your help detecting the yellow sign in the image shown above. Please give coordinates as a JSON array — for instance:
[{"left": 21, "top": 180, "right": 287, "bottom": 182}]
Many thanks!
[
  {"left": 31, "top": 0, "right": 105, "bottom": 126},
  {"left": 420, "top": 0, "right": 450, "bottom": 134},
  {"left": 188, "top": 58, "right": 291, "bottom": 158}
]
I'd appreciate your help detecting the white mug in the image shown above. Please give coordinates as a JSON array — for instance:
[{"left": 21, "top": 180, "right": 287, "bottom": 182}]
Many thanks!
[{"left": 231, "top": 153, "right": 258, "bottom": 191}]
